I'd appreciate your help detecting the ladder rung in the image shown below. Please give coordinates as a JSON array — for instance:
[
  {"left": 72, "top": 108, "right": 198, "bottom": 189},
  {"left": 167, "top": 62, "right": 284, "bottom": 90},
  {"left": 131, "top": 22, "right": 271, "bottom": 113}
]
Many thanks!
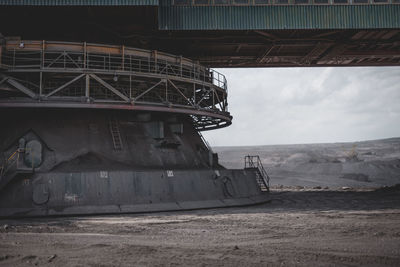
[{"left": 109, "top": 118, "right": 123, "bottom": 151}]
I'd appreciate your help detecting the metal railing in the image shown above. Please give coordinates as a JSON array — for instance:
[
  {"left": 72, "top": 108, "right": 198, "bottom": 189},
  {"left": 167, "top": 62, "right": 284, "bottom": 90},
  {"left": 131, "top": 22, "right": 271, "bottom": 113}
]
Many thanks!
[
  {"left": 244, "top": 155, "right": 270, "bottom": 192},
  {"left": 0, "top": 148, "right": 34, "bottom": 181},
  {"left": 198, "top": 130, "right": 213, "bottom": 153},
  {"left": 0, "top": 40, "right": 231, "bottom": 131},
  {"left": 1, "top": 40, "right": 227, "bottom": 91},
  {"left": 0, "top": 150, "right": 19, "bottom": 179}
]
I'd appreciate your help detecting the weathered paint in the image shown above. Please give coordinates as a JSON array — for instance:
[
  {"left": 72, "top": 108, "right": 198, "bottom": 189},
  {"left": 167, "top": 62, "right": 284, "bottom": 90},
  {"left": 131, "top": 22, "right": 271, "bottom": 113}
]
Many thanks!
[
  {"left": 159, "top": 5, "right": 400, "bottom": 30},
  {"left": 0, "top": 169, "right": 268, "bottom": 217},
  {"left": 0, "top": 108, "right": 270, "bottom": 218}
]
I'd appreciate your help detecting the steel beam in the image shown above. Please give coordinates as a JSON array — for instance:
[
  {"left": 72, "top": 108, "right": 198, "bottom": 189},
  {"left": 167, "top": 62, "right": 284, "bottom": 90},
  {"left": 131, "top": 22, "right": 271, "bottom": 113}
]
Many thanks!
[
  {"left": 45, "top": 74, "right": 85, "bottom": 97},
  {"left": 167, "top": 79, "right": 196, "bottom": 108},
  {"left": 89, "top": 74, "right": 130, "bottom": 102},
  {"left": 4, "top": 77, "right": 36, "bottom": 98},
  {"left": 134, "top": 80, "right": 164, "bottom": 101}
]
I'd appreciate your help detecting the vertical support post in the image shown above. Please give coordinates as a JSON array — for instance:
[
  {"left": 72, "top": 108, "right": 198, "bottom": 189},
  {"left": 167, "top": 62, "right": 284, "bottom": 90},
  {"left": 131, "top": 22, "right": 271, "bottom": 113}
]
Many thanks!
[
  {"left": 0, "top": 45, "right": 2, "bottom": 67},
  {"left": 121, "top": 45, "right": 125, "bottom": 71},
  {"left": 180, "top": 56, "right": 183, "bottom": 77},
  {"left": 223, "top": 92, "right": 226, "bottom": 111},
  {"left": 83, "top": 42, "right": 87, "bottom": 69},
  {"left": 85, "top": 74, "right": 90, "bottom": 101},
  {"left": 129, "top": 75, "right": 132, "bottom": 100},
  {"left": 154, "top": 50, "right": 157, "bottom": 73},
  {"left": 212, "top": 88, "right": 215, "bottom": 109},
  {"left": 39, "top": 72, "right": 43, "bottom": 98},
  {"left": 148, "top": 55, "right": 150, "bottom": 72},
  {"left": 13, "top": 49, "right": 15, "bottom": 68},
  {"left": 40, "top": 41, "right": 44, "bottom": 98},
  {"left": 165, "top": 79, "right": 168, "bottom": 102},
  {"left": 193, "top": 83, "right": 196, "bottom": 105},
  {"left": 41, "top": 40, "right": 45, "bottom": 69}
]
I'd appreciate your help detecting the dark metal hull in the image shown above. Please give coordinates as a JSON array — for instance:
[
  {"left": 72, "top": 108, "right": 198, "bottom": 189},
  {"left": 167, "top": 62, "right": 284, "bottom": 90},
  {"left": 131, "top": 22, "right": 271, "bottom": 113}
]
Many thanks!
[
  {"left": 0, "top": 40, "right": 269, "bottom": 217},
  {"left": 0, "top": 169, "right": 268, "bottom": 218},
  {"left": 0, "top": 108, "right": 268, "bottom": 218}
]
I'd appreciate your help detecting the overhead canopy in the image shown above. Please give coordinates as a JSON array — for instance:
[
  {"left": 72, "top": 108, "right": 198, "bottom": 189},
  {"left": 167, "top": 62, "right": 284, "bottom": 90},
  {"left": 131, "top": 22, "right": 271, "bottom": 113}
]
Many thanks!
[
  {"left": 0, "top": 1, "right": 399, "bottom": 67},
  {"left": 0, "top": 0, "right": 159, "bottom": 5}
]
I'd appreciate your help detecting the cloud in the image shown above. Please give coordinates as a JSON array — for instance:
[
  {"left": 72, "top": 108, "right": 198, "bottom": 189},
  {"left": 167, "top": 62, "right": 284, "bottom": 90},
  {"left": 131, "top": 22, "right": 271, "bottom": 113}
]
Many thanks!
[{"left": 203, "top": 67, "right": 400, "bottom": 146}]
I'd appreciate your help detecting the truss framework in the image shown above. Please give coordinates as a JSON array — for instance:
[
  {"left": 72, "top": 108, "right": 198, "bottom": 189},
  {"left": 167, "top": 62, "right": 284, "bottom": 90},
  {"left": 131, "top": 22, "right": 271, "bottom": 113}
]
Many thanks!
[{"left": 0, "top": 40, "right": 231, "bottom": 131}]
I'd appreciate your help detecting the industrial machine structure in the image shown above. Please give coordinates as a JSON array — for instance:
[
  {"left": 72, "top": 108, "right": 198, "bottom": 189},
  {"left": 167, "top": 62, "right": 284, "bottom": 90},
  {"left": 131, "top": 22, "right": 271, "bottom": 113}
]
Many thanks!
[{"left": 0, "top": 0, "right": 399, "bottom": 217}]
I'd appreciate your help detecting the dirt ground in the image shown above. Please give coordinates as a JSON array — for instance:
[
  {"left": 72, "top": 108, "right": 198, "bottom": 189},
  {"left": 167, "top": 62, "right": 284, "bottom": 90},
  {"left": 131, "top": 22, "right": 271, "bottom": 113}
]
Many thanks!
[{"left": 0, "top": 186, "right": 399, "bottom": 267}]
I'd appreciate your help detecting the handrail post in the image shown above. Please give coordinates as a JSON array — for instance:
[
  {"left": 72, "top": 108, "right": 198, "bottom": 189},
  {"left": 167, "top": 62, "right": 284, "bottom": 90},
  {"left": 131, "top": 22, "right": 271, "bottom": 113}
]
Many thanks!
[
  {"left": 83, "top": 42, "right": 86, "bottom": 69},
  {"left": 41, "top": 40, "right": 45, "bottom": 69},
  {"left": 121, "top": 45, "right": 125, "bottom": 71}
]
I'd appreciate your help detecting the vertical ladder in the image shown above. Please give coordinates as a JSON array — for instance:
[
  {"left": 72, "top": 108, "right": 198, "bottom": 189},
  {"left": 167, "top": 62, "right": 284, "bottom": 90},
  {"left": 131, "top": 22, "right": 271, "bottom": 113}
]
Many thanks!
[
  {"left": 244, "top": 155, "right": 270, "bottom": 192},
  {"left": 109, "top": 118, "right": 123, "bottom": 151}
]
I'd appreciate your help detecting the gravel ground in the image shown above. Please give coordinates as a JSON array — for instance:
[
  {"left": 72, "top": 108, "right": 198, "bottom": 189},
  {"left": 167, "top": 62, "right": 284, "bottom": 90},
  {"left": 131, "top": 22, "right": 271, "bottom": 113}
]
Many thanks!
[{"left": 0, "top": 186, "right": 399, "bottom": 266}]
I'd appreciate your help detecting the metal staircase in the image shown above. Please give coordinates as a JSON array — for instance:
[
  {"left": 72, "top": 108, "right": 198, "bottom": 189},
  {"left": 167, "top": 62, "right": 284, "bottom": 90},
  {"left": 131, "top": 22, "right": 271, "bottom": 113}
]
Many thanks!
[
  {"left": 244, "top": 155, "right": 270, "bottom": 192},
  {"left": 109, "top": 118, "right": 123, "bottom": 151},
  {"left": 0, "top": 148, "right": 34, "bottom": 191},
  {"left": 198, "top": 131, "right": 215, "bottom": 167},
  {"left": 0, "top": 150, "right": 19, "bottom": 179},
  {"left": 198, "top": 131, "right": 213, "bottom": 153}
]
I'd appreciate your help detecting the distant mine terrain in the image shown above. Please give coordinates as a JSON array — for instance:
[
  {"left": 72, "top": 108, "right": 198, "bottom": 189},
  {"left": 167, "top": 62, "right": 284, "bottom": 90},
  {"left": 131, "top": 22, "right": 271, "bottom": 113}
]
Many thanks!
[{"left": 214, "top": 138, "right": 400, "bottom": 188}]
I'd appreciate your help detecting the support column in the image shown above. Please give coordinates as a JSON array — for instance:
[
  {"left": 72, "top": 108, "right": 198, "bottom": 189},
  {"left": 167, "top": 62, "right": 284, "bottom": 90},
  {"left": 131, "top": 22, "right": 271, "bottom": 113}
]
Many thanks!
[
  {"left": 39, "top": 72, "right": 43, "bottom": 98},
  {"left": 85, "top": 74, "right": 90, "bottom": 101}
]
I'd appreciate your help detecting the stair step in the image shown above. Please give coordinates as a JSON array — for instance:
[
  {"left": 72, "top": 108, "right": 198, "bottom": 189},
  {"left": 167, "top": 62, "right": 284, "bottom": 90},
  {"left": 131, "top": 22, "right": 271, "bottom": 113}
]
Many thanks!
[{"left": 245, "top": 155, "right": 270, "bottom": 192}]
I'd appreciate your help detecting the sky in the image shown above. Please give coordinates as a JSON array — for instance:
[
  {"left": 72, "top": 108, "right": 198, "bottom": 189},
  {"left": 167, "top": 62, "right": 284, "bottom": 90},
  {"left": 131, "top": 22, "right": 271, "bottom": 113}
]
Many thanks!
[{"left": 203, "top": 67, "right": 400, "bottom": 147}]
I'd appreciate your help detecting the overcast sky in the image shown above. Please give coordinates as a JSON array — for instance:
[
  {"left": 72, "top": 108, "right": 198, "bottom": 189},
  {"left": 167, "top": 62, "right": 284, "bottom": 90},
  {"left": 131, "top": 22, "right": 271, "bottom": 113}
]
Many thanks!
[{"left": 203, "top": 67, "right": 400, "bottom": 147}]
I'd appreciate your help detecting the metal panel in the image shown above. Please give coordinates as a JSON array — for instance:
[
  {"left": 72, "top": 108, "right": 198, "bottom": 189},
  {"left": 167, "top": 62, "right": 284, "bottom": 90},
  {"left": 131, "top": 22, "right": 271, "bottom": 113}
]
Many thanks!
[
  {"left": 0, "top": 0, "right": 159, "bottom": 6},
  {"left": 159, "top": 5, "right": 400, "bottom": 30}
]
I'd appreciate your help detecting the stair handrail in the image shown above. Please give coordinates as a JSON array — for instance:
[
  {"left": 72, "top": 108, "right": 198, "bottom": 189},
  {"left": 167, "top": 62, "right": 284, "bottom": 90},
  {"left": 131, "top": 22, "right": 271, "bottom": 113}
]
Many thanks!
[
  {"left": 198, "top": 131, "right": 213, "bottom": 153},
  {"left": 0, "top": 147, "right": 36, "bottom": 178},
  {"left": 0, "top": 149, "right": 21, "bottom": 178},
  {"left": 244, "top": 155, "right": 270, "bottom": 191}
]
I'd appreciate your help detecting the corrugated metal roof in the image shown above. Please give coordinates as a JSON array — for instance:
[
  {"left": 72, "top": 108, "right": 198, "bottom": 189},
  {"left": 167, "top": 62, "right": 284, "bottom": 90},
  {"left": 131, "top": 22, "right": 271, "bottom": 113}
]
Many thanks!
[
  {"left": 159, "top": 5, "right": 400, "bottom": 30},
  {"left": 0, "top": 0, "right": 158, "bottom": 5}
]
